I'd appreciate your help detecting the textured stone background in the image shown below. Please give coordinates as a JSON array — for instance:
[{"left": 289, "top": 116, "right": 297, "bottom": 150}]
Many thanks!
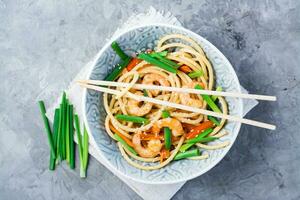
[{"left": 1, "top": 0, "right": 300, "bottom": 199}]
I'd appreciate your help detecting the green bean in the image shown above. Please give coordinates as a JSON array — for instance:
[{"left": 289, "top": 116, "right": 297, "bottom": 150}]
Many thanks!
[
  {"left": 186, "top": 136, "right": 217, "bottom": 144},
  {"left": 138, "top": 53, "right": 177, "bottom": 73},
  {"left": 161, "top": 110, "right": 172, "bottom": 149},
  {"left": 115, "top": 114, "right": 149, "bottom": 124},
  {"left": 164, "top": 127, "right": 172, "bottom": 150},
  {"left": 211, "top": 86, "right": 222, "bottom": 101},
  {"left": 162, "top": 110, "right": 171, "bottom": 118},
  {"left": 179, "top": 143, "right": 194, "bottom": 153},
  {"left": 180, "top": 129, "right": 216, "bottom": 152},
  {"left": 111, "top": 41, "right": 129, "bottom": 61},
  {"left": 150, "top": 53, "right": 179, "bottom": 68},
  {"left": 105, "top": 57, "right": 131, "bottom": 81},
  {"left": 195, "top": 136, "right": 217, "bottom": 143},
  {"left": 114, "top": 134, "right": 137, "bottom": 155},
  {"left": 174, "top": 149, "right": 200, "bottom": 160},
  {"left": 185, "top": 128, "right": 213, "bottom": 144},
  {"left": 195, "top": 84, "right": 222, "bottom": 113},
  {"left": 188, "top": 70, "right": 203, "bottom": 78},
  {"left": 208, "top": 116, "right": 220, "bottom": 126}
]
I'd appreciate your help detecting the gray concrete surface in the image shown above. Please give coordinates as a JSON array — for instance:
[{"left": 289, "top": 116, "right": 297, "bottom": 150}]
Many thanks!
[{"left": 1, "top": 0, "right": 300, "bottom": 199}]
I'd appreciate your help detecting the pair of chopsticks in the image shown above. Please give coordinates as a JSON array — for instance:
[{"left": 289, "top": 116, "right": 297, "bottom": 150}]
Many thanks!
[{"left": 77, "top": 80, "right": 276, "bottom": 130}]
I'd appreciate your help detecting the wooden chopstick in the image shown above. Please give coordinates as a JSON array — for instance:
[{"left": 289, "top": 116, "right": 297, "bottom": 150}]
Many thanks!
[
  {"left": 77, "top": 80, "right": 276, "bottom": 101},
  {"left": 78, "top": 82, "right": 276, "bottom": 130}
]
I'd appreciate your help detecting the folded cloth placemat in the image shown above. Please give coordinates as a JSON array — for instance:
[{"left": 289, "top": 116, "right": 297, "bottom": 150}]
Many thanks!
[{"left": 47, "top": 7, "right": 258, "bottom": 200}]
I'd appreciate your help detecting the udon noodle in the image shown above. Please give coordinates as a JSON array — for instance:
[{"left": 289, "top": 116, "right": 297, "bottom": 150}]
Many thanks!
[{"left": 103, "top": 34, "right": 229, "bottom": 170}]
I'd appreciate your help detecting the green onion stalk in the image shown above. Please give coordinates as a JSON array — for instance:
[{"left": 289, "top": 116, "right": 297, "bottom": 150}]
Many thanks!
[{"left": 74, "top": 115, "right": 89, "bottom": 178}]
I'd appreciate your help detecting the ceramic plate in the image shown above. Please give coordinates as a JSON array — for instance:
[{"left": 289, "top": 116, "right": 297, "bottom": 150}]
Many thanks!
[{"left": 83, "top": 24, "right": 243, "bottom": 184}]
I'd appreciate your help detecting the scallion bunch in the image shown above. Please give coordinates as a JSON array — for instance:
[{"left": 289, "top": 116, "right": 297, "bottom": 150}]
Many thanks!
[{"left": 38, "top": 92, "right": 89, "bottom": 178}]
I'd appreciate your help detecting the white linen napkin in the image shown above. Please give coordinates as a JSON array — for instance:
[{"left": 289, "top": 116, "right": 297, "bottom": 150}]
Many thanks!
[{"left": 47, "top": 7, "right": 258, "bottom": 200}]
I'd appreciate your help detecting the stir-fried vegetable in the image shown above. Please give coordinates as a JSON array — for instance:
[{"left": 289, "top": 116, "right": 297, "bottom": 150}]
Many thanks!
[
  {"left": 116, "top": 114, "right": 149, "bottom": 124},
  {"left": 174, "top": 149, "right": 200, "bottom": 160},
  {"left": 114, "top": 134, "right": 137, "bottom": 155},
  {"left": 211, "top": 86, "right": 223, "bottom": 101},
  {"left": 150, "top": 52, "right": 179, "bottom": 68},
  {"left": 195, "top": 84, "right": 222, "bottom": 113},
  {"left": 180, "top": 137, "right": 216, "bottom": 152},
  {"left": 105, "top": 57, "right": 131, "bottom": 81},
  {"left": 185, "top": 128, "right": 214, "bottom": 143},
  {"left": 161, "top": 109, "right": 172, "bottom": 150},
  {"left": 164, "top": 127, "right": 172, "bottom": 150},
  {"left": 111, "top": 41, "right": 129, "bottom": 61},
  {"left": 162, "top": 110, "right": 171, "bottom": 118},
  {"left": 127, "top": 57, "right": 142, "bottom": 71},
  {"left": 179, "top": 65, "right": 192, "bottom": 73},
  {"left": 208, "top": 116, "right": 220, "bottom": 126},
  {"left": 194, "top": 136, "right": 217, "bottom": 143},
  {"left": 179, "top": 143, "right": 194, "bottom": 153},
  {"left": 180, "top": 128, "right": 214, "bottom": 152},
  {"left": 186, "top": 121, "right": 214, "bottom": 139},
  {"left": 106, "top": 41, "right": 132, "bottom": 81},
  {"left": 38, "top": 101, "right": 56, "bottom": 159},
  {"left": 109, "top": 123, "right": 134, "bottom": 147},
  {"left": 138, "top": 53, "right": 177, "bottom": 73},
  {"left": 188, "top": 70, "right": 203, "bottom": 78}
]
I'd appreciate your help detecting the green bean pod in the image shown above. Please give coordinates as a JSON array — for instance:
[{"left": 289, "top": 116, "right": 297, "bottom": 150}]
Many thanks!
[
  {"left": 174, "top": 149, "right": 200, "bottom": 160},
  {"left": 115, "top": 114, "right": 149, "bottom": 124},
  {"left": 164, "top": 127, "right": 172, "bottom": 150},
  {"left": 185, "top": 128, "right": 213, "bottom": 144},
  {"left": 138, "top": 53, "right": 177, "bottom": 73},
  {"left": 105, "top": 57, "right": 131, "bottom": 81},
  {"left": 111, "top": 41, "right": 129, "bottom": 61},
  {"left": 195, "top": 85, "right": 222, "bottom": 113},
  {"left": 188, "top": 70, "right": 203, "bottom": 78}
]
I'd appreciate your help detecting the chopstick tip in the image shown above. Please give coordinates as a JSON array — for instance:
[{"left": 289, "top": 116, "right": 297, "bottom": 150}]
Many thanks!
[{"left": 76, "top": 80, "right": 85, "bottom": 84}]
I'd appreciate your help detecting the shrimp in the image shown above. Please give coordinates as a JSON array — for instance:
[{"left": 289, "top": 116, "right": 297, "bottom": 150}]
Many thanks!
[
  {"left": 152, "top": 118, "right": 184, "bottom": 137},
  {"left": 127, "top": 91, "right": 153, "bottom": 116},
  {"left": 142, "top": 73, "right": 170, "bottom": 96},
  {"left": 179, "top": 82, "right": 203, "bottom": 108},
  {"left": 132, "top": 132, "right": 162, "bottom": 158}
]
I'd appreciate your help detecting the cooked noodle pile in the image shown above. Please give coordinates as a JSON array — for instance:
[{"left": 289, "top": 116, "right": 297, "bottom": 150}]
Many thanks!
[{"left": 103, "top": 34, "right": 229, "bottom": 170}]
